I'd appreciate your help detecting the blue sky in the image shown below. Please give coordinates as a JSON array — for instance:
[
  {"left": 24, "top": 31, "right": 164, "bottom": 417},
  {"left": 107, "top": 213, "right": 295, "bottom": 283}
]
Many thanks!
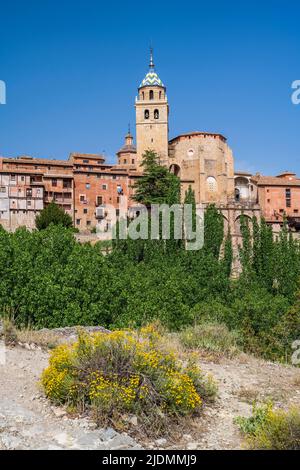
[{"left": 0, "top": 0, "right": 299, "bottom": 175}]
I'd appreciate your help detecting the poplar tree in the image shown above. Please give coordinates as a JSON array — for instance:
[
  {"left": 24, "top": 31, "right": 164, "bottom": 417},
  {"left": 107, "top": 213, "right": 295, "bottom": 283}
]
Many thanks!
[{"left": 204, "top": 204, "right": 224, "bottom": 259}]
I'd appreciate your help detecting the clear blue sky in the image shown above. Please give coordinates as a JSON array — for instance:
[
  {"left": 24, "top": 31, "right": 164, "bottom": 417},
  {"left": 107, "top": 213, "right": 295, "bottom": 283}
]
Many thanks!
[{"left": 0, "top": 0, "right": 299, "bottom": 175}]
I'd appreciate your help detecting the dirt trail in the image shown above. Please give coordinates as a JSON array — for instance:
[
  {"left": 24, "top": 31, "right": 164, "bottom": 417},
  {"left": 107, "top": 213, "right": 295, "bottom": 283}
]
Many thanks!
[{"left": 1, "top": 341, "right": 299, "bottom": 450}]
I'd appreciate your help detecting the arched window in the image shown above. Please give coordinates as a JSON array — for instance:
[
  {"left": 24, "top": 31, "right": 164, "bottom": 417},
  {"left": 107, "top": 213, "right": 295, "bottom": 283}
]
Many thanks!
[
  {"left": 144, "top": 109, "right": 149, "bottom": 119},
  {"left": 207, "top": 176, "right": 217, "bottom": 192},
  {"left": 142, "top": 91, "right": 144, "bottom": 100},
  {"left": 154, "top": 109, "right": 159, "bottom": 119},
  {"left": 159, "top": 91, "right": 162, "bottom": 99},
  {"left": 169, "top": 164, "right": 180, "bottom": 177},
  {"left": 149, "top": 90, "right": 154, "bottom": 100}
]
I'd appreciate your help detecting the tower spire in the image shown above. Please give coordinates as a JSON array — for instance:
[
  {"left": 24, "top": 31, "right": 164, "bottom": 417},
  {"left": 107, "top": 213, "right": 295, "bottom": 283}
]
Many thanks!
[{"left": 149, "top": 46, "right": 154, "bottom": 69}]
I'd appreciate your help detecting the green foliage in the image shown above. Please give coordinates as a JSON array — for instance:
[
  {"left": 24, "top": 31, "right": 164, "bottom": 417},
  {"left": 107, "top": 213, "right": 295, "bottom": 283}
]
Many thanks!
[
  {"left": 235, "top": 403, "right": 300, "bottom": 450},
  {"left": 179, "top": 323, "right": 240, "bottom": 358},
  {"left": 36, "top": 202, "right": 73, "bottom": 230},
  {"left": 1, "top": 204, "right": 300, "bottom": 363},
  {"left": 204, "top": 205, "right": 224, "bottom": 259},
  {"left": 133, "top": 150, "right": 180, "bottom": 206}
]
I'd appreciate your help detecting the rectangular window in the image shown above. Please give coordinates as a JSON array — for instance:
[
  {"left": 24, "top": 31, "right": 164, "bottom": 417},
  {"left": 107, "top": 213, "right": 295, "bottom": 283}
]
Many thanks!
[
  {"left": 80, "top": 195, "right": 86, "bottom": 202},
  {"left": 11, "top": 174, "right": 16, "bottom": 181},
  {"left": 76, "top": 219, "right": 81, "bottom": 225},
  {"left": 52, "top": 179, "right": 57, "bottom": 187},
  {"left": 83, "top": 159, "right": 89, "bottom": 163},
  {"left": 86, "top": 183, "right": 90, "bottom": 189},
  {"left": 63, "top": 180, "right": 71, "bottom": 188},
  {"left": 87, "top": 220, "right": 91, "bottom": 226},
  {"left": 83, "top": 208, "right": 87, "bottom": 214},
  {"left": 102, "top": 184, "right": 107, "bottom": 190},
  {"left": 26, "top": 188, "right": 32, "bottom": 197},
  {"left": 0, "top": 187, "right": 6, "bottom": 193},
  {"left": 97, "top": 196, "right": 103, "bottom": 205},
  {"left": 286, "top": 188, "right": 291, "bottom": 208}
]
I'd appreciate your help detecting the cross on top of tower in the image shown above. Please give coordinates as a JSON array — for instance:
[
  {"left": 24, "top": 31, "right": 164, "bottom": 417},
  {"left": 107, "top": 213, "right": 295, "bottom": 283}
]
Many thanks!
[{"left": 139, "top": 48, "right": 165, "bottom": 89}]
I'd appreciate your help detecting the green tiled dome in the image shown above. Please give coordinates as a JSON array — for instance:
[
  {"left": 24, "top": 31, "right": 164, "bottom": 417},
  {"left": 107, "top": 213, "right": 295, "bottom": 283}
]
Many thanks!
[
  {"left": 139, "top": 70, "right": 164, "bottom": 88},
  {"left": 139, "top": 49, "right": 165, "bottom": 89}
]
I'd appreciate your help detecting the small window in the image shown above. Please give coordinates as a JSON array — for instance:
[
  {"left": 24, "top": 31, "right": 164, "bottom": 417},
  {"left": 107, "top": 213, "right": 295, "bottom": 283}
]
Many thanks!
[
  {"left": 124, "top": 159, "right": 127, "bottom": 164},
  {"left": 86, "top": 183, "right": 90, "bottom": 189},
  {"left": 102, "top": 184, "right": 107, "bottom": 190},
  {"left": 76, "top": 219, "right": 81, "bottom": 225},
  {"left": 63, "top": 179, "right": 71, "bottom": 188},
  {"left": 21, "top": 176, "right": 25, "bottom": 181},
  {"left": 83, "top": 159, "right": 89, "bottom": 163},
  {"left": 144, "top": 109, "right": 150, "bottom": 120},
  {"left": 80, "top": 195, "right": 86, "bottom": 202},
  {"left": 87, "top": 220, "right": 91, "bottom": 226},
  {"left": 83, "top": 208, "right": 87, "bottom": 214},
  {"left": 97, "top": 196, "right": 103, "bottom": 205},
  {"left": 154, "top": 109, "right": 159, "bottom": 119},
  {"left": 0, "top": 187, "right": 6, "bottom": 193},
  {"left": 207, "top": 176, "right": 217, "bottom": 193},
  {"left": 27, "top": 200, "right": 31, "bottom": 206},
  {"left": 116, "top": 209, "right": 120, "bottom": 216},
  {"left": 132, "top": 159, "right": 135, "bottom": 164},
  {"left": 11, "top": 175, "right": 16, "bottom": 181},
  {"left": 149, "top": 90, "right": 154, "bottom": 100},
  {"left": 52, "top": 179, "right": 57, "bottom": 187}
]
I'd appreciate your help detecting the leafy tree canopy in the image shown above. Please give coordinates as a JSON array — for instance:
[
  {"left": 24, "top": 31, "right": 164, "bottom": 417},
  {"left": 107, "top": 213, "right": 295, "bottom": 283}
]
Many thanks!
[{"left": 35, "top": 202, "right": 73, "bottom": 230}]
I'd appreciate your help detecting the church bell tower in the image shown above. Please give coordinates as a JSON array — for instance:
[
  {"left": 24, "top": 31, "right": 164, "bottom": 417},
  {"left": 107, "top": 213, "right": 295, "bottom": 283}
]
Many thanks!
[{"left": 135, "top": 49, "right": 169, "bottom": 167}]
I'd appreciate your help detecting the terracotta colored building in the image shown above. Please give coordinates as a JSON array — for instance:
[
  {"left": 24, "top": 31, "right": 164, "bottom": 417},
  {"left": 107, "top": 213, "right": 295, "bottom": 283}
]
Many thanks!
[{"left": 252, "top": 172, "right": 300, "bottom": 232}]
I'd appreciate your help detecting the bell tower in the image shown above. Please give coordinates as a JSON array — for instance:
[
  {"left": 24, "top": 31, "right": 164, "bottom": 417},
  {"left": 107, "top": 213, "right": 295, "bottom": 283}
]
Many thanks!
[{"left": 135, "top": 49, "right": 169, "bottom": 167}]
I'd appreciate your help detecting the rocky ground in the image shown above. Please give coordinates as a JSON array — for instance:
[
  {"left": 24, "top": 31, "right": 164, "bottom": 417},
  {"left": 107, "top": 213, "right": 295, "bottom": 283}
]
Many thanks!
[
  {"left": 0, "top": 337, "right": 299, "bottom": 450},
  {"left": 0, "top": 342, "right": 141, "bottom": 450}
]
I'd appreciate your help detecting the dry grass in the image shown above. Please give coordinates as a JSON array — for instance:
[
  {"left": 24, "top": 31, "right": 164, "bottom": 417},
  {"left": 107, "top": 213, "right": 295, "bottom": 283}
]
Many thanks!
[
  {"left": 16, "top": 329, "right": 61, "bottom": 349},
  {"left": 235, "top": 386, "right": 260, "bottom": 404}
]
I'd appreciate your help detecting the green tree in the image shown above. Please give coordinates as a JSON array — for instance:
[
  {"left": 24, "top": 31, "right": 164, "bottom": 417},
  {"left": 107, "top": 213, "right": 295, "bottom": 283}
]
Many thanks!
[
  {"left": 204, "top": 204, "right": 224, "bottom": 259},
  {"left": 222, "top": 229, "right": 233, "bottom": 278},
  {"left": 133, "top": 150, "right": 180, "bottom": 206},
  {"left": 35, "top": 202, "right": 73, "bottom": 230}
]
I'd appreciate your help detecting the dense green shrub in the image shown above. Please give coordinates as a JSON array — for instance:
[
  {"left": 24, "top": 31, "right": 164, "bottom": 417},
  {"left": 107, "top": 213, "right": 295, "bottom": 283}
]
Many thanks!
[
  {"left": 179, "top": 323, "right": 240, "bottom": 358},
  {"left": 35, "top": 202, "right": 73, "bottom": 230},
  {"left": 235, "top": 403, "right": 300, "bottom": 450}
]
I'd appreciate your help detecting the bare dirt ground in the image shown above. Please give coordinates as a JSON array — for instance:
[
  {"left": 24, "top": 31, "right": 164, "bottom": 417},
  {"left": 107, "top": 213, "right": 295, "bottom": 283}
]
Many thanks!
[
  {"left": 0, "top": 342, "right": 141, "bottom": 450},
  {"left": 1, "top": 341, "right": 299, "bottom": 450}
]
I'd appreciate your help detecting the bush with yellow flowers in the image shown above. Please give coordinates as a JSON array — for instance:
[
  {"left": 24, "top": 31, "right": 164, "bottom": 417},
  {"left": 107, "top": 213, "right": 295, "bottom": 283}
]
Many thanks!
[
  {"left": 41, "top": 324, "right": 216, "bottom": 434},
  {"left": 235, "top": 402, "right": 300, "bottom": 450}
]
